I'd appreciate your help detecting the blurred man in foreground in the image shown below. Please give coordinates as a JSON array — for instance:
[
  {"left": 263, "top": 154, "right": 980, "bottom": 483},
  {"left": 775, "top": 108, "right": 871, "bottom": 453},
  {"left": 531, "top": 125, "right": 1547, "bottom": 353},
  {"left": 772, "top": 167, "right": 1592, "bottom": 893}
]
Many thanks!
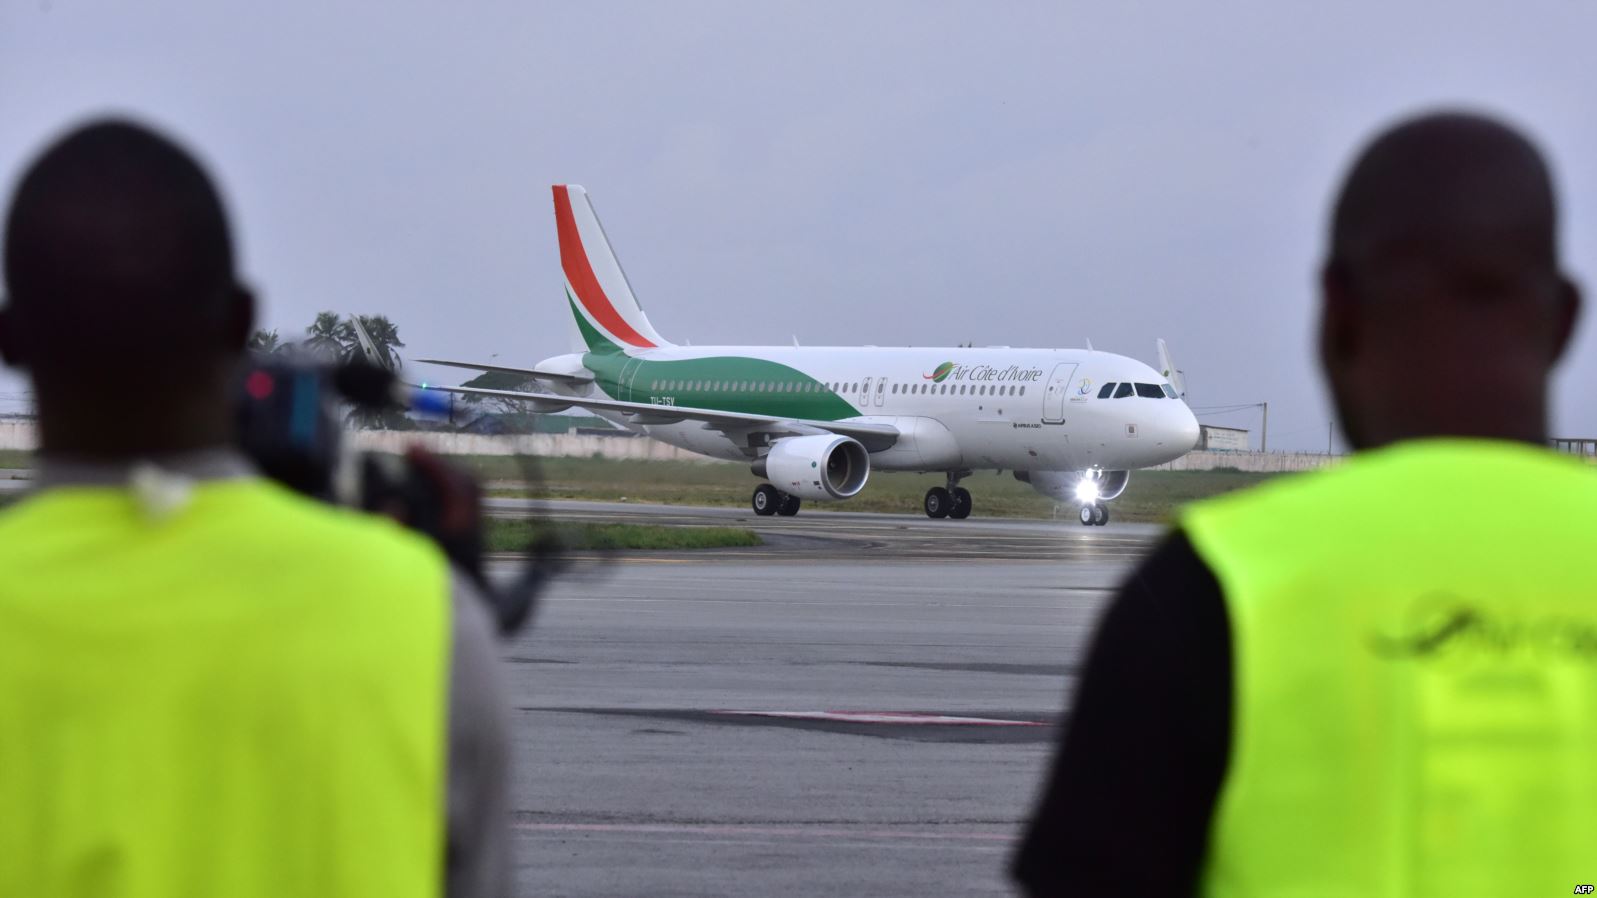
[
  {"left": 0, "top": 120, "right": 509, "bottom": 897},
  {"left": 1014, "top": 111, "right": 1591, "bottom": 896}
]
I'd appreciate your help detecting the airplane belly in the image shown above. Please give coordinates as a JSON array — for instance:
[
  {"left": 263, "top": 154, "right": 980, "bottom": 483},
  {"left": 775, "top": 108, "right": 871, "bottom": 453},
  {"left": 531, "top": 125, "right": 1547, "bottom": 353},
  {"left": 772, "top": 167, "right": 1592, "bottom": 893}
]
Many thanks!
[{"left": 868, "top": 416, "right": 961, "bottom": 471}]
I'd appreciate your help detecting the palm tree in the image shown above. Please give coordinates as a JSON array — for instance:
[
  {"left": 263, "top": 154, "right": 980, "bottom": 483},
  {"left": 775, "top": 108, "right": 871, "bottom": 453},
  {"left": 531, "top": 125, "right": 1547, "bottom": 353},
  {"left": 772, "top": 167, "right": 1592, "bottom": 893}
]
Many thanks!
[
  {"left": 351, "top": 314, "right": 406, "bottom": 370},
  {"left": 247, "top": 329, "right": 282, "bottom": 354},
  {"left": 303, "top": 311, "right": 353, "bottom": 362}
]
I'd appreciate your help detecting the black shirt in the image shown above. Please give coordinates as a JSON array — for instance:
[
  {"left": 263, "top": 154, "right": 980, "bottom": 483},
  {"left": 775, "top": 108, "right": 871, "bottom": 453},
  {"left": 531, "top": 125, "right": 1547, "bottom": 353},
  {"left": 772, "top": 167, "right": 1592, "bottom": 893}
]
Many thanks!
[{"left": 1012, "top": 530, "right": 1233, "bottom": 897}]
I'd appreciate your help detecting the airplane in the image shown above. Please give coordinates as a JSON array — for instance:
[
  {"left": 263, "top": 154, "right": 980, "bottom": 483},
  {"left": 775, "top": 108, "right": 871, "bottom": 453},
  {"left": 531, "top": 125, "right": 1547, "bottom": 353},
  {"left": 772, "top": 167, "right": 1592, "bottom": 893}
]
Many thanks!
[{"left": 417, "top": 185, "right": 1200, "bottom": 525}]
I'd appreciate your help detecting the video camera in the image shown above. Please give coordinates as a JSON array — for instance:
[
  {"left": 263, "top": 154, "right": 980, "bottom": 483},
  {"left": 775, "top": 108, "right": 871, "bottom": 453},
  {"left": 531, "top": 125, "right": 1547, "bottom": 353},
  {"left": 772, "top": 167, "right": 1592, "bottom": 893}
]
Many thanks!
[{"left": 234, "top": 355, "right": 559, "bottom": 633}]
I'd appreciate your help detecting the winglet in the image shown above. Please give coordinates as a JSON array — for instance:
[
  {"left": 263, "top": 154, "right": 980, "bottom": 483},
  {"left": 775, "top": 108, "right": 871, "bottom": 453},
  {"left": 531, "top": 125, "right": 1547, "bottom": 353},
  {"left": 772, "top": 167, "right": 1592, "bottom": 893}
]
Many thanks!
[{"left": 348, "top": 315, "right": 391, "bottom": 370}]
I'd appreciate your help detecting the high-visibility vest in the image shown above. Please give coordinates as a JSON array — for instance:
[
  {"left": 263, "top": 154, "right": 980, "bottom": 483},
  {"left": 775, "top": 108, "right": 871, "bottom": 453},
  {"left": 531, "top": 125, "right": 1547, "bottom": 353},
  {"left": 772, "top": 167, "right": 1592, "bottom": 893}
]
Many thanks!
[
  {"left": 1183, "top": 439, "right": 1597, "bottom": 897},
  {"left": 0, "top": 477, "right": 450, "bottom": 898}
]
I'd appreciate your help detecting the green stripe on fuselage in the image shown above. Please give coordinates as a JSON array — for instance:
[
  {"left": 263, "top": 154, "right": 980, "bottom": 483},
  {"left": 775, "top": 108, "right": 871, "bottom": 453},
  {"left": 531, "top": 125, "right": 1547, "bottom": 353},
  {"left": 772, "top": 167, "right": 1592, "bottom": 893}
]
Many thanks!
[{"left": 572, "top": 298, "right": 861, "bottom": 421}]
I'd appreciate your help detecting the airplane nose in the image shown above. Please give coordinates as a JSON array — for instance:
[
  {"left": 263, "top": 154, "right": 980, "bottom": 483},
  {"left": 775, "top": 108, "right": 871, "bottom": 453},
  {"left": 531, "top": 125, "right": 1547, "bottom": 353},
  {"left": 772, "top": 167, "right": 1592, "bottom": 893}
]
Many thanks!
[{"left": 1175, "top": 403, "right": 1200, "bottom": 450}]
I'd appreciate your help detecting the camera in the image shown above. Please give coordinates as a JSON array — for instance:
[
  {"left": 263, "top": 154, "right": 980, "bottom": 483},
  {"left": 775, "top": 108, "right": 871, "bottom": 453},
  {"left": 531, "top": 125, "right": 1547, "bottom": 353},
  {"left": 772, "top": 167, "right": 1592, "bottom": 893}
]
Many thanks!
[{"left": 234, "top": 355, "right": 557, "bottom": 633}]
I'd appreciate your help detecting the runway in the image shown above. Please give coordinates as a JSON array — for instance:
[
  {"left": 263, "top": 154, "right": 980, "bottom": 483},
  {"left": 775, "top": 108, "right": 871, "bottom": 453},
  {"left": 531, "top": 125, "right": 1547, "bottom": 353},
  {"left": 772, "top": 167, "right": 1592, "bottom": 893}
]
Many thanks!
[{"left": 495, "top": 500, "right": 1167, "bottom": 897}]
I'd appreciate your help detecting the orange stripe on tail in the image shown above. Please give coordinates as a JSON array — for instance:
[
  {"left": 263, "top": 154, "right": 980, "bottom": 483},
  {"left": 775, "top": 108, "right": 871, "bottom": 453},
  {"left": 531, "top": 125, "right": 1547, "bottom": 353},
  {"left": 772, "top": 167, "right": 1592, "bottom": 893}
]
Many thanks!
[{"left": 553, "top": 185, "right": 656, "bottom": 349}]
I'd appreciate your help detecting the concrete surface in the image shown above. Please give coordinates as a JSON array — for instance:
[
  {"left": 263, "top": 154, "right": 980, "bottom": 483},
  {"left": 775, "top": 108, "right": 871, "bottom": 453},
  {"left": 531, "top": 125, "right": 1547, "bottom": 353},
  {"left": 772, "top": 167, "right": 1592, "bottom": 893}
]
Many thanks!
[{"left": 491, "top": 502, "right": 1163, "bottom": 897}]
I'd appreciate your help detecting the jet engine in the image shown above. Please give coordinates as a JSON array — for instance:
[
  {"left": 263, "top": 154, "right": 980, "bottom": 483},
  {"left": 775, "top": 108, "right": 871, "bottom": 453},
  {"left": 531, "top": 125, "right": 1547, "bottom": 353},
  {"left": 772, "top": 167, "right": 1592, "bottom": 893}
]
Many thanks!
[
  {"left": 752, "top": 434, "right": 870, "bottom": 500},
  {"left": 1014, "top": 469, "right": 1130, "bottom": 503}
]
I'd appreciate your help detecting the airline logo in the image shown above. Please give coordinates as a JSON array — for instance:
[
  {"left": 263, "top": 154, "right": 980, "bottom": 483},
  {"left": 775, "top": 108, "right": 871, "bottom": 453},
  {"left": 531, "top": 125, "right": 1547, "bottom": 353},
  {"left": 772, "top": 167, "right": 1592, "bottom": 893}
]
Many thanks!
[{"left": 923, "top": 362, "right": 1046, "bottom": 384}]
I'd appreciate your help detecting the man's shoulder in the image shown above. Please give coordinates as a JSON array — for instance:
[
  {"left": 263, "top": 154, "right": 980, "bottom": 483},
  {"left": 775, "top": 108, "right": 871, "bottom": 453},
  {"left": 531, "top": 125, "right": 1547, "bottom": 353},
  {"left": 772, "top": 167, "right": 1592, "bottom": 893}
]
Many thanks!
[
  {"left": 1188, "top": 438, "right": 1594, "bottom": 523},
  {"left": 219, "top": 478, "right": 445, "bottom": 566}
]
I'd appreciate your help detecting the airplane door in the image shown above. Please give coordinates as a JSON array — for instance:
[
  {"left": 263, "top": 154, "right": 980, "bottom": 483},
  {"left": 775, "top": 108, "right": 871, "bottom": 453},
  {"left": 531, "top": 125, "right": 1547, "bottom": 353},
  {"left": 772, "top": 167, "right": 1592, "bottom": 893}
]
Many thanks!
[
  {"left": 857, "top": 377, "right": 872, "bottom": 408},
  {"left": 1042, "top": 362, "right": 1077, "bottom": 424},
  {"left": 874, "top": 377, "right": 887, "bottom": 407}
]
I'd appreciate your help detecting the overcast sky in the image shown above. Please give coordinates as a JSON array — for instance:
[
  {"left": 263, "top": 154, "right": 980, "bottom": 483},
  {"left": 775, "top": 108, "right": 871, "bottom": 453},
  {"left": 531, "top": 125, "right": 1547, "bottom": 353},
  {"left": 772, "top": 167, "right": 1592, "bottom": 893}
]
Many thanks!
[{"left": 4, "top": 1, "right": 1595, "bottom": 450}]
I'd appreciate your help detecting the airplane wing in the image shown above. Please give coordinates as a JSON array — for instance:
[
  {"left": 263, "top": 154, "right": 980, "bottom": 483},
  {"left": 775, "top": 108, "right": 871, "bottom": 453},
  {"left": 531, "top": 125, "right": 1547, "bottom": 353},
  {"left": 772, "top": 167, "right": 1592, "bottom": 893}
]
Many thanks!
[
  {"left": 415, "top": 358, "right": 595, "bottom": 385},
  {"left": 348, "top": 316, "right": 390, "bottom": 370},
  {"left": 422, "top": 383, "right": 900, "bottom": 452}
]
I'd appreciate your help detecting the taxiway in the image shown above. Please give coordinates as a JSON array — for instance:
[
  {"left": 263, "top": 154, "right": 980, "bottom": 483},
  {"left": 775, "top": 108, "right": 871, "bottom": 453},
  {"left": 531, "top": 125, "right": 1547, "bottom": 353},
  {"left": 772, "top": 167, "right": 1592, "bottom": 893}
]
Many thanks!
[{"left": 494, "top": 500, "right": 1166, "bottom": 896}]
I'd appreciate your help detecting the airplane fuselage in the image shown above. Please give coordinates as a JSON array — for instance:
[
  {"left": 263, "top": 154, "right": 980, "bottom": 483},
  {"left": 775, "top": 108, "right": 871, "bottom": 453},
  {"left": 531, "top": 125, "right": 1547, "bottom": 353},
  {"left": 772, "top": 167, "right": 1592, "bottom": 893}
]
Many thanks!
[{"left": 543, "top": 344, "right": 1199, "bottom": 475}]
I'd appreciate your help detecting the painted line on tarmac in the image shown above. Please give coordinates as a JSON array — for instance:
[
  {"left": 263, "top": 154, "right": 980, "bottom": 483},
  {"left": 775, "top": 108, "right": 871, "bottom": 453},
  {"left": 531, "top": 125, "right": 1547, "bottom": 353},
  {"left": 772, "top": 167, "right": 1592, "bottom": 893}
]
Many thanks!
[
  {"left": 711, "top": 710, "right": 1047, "bottom": 727},
  {"left": 512, "top": 822, "right": 1017, "bottom": 842}
]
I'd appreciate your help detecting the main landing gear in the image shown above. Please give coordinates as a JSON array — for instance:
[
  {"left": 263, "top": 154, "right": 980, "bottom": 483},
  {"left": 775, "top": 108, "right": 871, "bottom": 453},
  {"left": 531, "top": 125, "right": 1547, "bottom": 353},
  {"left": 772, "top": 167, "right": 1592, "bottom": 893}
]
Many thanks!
[
  {"left": 752, "top": 483, "right": 801, "bottom": 517},
  {"left": 924, "top": 472, "right": 973, "bottom": 520},
  {"left": 1078, "top": 503, "right": 1110, "bottom": 526}
]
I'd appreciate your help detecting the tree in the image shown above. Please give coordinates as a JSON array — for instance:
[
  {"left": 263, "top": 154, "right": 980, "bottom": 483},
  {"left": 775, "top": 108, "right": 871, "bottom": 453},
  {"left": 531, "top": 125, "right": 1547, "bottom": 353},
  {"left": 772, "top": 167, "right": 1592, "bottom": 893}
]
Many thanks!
[
  {"left": 303, "top": 311, "right": 353, "bottom": 362},
  {"left": 350, "top": 314, "right": 406, "bottom": 370},
  {"left": 461, "top": 369, "right": 538, "bottom": 418},
  {"left": 246, "top": 329, "right": 283, "bottom": 354}
]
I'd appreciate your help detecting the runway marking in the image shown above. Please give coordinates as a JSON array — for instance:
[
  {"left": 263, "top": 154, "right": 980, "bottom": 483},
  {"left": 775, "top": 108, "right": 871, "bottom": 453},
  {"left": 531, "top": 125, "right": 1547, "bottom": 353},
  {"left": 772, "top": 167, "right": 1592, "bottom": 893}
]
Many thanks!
[
  {"left": 512, "top": 821, "right": 1018, "bottom": 842},
  {"left": 711, "top": 710, "right": 1047, "bottom": 727}
]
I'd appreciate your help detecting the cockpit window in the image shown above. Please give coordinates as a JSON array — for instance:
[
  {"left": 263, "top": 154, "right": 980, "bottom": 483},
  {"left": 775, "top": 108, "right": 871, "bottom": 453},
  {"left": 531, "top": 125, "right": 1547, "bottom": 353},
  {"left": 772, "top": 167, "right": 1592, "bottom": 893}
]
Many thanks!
[
  {"left": 1113, "top": 382, "right": 1134, "bottom": 399},
  {"left": 1161, "top": 384, "right": 1178, "bottom": 399},
  {"left": 1097, "top": 382, "right": 1116, "bottom": 399},
  {"left": 1134, "top": 382, "right": 1164, "bottom": 399}
]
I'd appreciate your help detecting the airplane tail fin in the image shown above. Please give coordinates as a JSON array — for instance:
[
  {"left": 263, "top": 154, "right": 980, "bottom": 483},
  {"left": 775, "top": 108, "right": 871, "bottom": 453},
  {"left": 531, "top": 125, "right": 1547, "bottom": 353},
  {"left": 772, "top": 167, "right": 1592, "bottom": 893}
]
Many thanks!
[
  {"left": 553, "top": 185, "right": 671, "bottom": 354},
  {"left": 1157, "top": 338, "right": 1187, "bottom": 398}
]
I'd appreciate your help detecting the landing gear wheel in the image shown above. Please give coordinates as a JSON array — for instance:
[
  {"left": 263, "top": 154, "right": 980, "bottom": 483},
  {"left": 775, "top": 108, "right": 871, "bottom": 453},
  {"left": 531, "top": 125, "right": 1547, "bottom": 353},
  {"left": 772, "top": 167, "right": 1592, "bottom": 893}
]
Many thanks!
[
  {"left": 753, "top": 484, "right": 780, "bottom": 516},
  {"left": 1094, "top": 504, "right": 1110, "bottom": 526},
  {"left": 776, "top": 493, "right": 801, "bottom": 516},
  {"left": 949, "top": 487, "right": 973, "bottom": 519},
  {"left": 924, "top": 486, "right": 952, "bottom": 519},
  {"left": 1079, "top": 504, "right": 1096, "bottom": 526}
]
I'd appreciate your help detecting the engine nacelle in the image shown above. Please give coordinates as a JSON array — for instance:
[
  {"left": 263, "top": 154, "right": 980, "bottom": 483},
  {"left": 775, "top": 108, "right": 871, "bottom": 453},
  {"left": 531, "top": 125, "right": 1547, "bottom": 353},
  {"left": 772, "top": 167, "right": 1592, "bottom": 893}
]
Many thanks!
[
  {"left": 753, "top": 434, "right": 870, "bottom": 500},
  {"left": 1014, "top": 469, "right": 1130, "bottom": 503}
]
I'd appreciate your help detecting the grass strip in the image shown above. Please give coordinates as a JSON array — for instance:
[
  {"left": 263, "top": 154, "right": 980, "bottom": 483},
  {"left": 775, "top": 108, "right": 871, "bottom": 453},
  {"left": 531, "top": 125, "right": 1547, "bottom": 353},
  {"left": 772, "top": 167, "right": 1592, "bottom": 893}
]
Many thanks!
[
  {"left": 0, "top": 450, "right": 32, "bottom": 469},
  {"left": 485, "top": 519, "right": 761, "bottom": 553},
  {"left": 462, "top": 455, "right": 1279, "bottom": 522}
]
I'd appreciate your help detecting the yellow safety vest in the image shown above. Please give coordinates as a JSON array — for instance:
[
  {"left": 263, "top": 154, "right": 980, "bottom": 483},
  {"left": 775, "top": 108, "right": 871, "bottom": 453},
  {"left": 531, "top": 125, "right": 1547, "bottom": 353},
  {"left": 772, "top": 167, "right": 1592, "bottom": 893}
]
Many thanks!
[
  {"left": 0, "top": 477, "right": 450, "bottom": 898},
  {"left": 1184, "top": 439, "right": 1597, "bottom": 898}
]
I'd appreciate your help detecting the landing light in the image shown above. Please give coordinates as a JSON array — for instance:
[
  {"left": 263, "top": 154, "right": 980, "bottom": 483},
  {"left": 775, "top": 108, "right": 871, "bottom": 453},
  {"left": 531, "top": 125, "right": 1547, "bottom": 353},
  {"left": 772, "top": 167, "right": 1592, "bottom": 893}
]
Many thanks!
[{"left": 1074, "top": 478, "right": 1100, "bottom": 504}]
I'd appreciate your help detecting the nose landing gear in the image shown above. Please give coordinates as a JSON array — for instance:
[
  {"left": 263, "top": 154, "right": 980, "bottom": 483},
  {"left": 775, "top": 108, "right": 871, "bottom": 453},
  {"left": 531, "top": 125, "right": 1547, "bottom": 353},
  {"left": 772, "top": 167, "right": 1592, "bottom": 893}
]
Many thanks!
[{"left": 1077, "top": 503, "right": 1109, "bottom": 526}]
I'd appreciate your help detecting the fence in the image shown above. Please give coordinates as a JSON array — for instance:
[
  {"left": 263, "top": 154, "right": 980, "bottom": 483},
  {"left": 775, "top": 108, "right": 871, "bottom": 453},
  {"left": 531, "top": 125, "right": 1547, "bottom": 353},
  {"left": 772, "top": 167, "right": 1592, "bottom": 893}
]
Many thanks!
[{"left": 1153, "top": 450, "right": 1339, "bottom": 473}]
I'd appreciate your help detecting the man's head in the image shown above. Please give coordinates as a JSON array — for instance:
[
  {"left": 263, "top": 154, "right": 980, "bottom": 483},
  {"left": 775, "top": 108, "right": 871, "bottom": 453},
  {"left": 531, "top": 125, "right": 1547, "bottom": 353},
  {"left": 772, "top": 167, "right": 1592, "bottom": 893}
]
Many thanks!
[
  {"left": 1, "top": 119, "right": 253, "bottom": 457},
  {"left": 1320, "top": 111, "right": 1580, "bottom": 450}
]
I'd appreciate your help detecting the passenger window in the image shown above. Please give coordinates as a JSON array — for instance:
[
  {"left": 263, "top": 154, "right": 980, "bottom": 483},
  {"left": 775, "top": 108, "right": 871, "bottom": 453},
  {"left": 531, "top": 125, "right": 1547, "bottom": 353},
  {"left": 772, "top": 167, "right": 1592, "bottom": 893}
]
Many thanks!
[
  {"left": 1114, "top": 382, "right": 1134, "bottom": 399},
  {"left": 1135, "top": 383, "right": 1163, "bottom": 398},
  {"left": 1098, "top": 382, "right": 1116, "bottom": 399},
  {"left": 1020, "top": 386, "right": 1026, "bottom": 396}
]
